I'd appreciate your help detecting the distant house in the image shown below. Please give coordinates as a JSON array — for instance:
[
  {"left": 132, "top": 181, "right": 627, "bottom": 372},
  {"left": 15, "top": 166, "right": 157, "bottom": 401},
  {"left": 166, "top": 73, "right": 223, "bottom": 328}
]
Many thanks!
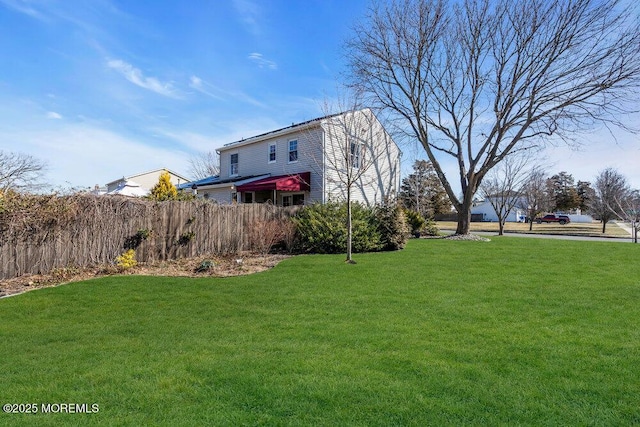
[
  {"left": 106, "top": 168, "right": 191, "bottom": 195},
  {"left": 471, "top": 197, "right": 526, "bottom": 222},
  {"left": 185, "top": 109, "right": 402, "bottom": 206}
]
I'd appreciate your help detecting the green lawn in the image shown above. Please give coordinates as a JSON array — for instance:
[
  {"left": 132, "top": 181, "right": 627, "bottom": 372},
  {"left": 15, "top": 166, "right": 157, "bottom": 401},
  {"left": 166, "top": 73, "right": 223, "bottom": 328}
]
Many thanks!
[{"left": 1, "top": 238, "right": 639, "bottom": 426}]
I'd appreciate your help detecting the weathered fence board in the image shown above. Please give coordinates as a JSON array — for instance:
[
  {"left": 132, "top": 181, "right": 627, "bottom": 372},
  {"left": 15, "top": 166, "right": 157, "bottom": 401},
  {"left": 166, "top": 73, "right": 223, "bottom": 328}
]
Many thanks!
[{"left": 0, "top": 195, "right": 295, "bottom": 279}]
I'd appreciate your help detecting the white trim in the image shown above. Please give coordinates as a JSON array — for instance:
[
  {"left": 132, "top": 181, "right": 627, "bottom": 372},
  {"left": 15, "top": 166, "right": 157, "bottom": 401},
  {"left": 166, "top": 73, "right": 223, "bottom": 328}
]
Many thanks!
[
  {"left": 288, "top": 139, "right": 298, "bottom": 164},
  {"left": 268, "top": 143, "right": 277, "bottom": 164},
  {"left": 230, "top": 153, "right": 239, "bottom": 177}
]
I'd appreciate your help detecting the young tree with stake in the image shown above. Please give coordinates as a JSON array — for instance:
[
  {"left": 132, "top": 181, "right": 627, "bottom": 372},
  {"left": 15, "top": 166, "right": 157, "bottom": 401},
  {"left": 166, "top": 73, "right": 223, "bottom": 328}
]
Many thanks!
[{"left": 317, "top": 99, "right": 399, "bottom": 263}]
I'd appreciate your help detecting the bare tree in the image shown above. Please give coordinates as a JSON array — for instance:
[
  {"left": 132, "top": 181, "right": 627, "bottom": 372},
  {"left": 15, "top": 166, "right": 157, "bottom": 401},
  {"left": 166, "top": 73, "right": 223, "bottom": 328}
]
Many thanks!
[
  {"left": 187, "top": 151, "right": 219, "bottom": 180},
  {"left": 0, "top": 150, "right": 47, "bottom": 191},
  {"left": 318, "top": 98, "right": 399, "bottom": 263},
  {"left": 479, "top": 155, "right": 530, "bottom": 235},
  {"left": 520, "top": 167, "right": 550, "bottom": 231},
  {"left": 347, "top": 0, "right": 640, "bottom": 235},
  {"left": 616, "top": 189, "right": 640, "bottom": 243},
  {"left": 592, "top": 167, "right": 630, "bottom": 233}
]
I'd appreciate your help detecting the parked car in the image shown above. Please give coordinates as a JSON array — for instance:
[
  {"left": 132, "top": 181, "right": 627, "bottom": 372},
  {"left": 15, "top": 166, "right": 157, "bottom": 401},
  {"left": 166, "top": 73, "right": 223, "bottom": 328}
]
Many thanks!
[{"left": 535, "top": 214, "right": 571, "bottom": 225}]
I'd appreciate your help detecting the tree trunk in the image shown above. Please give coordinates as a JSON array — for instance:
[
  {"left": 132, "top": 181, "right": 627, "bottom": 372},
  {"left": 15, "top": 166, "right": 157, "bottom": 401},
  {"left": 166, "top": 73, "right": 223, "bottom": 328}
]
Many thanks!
[
  {"left": 498, "top": 220, "right": 505, "bottom": 236},
  {"left": 602, "top": 220, "right": 607, "bottom": 234},
  {"left": 455, "top": 205, "right": 471, "bottom": 235}
]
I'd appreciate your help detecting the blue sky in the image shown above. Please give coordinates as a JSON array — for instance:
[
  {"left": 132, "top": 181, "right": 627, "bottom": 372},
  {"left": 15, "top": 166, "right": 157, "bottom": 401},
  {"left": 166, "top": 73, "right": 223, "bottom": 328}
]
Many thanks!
[{"left": 0, "top": 0, "right": 638, "bottom": 190}]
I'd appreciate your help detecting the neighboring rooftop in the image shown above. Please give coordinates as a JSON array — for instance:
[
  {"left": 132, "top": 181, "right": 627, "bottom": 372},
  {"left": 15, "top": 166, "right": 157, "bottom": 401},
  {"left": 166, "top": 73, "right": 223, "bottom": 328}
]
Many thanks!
[{"left": 105, "top": 168, "right": 191, "bottom": 186}]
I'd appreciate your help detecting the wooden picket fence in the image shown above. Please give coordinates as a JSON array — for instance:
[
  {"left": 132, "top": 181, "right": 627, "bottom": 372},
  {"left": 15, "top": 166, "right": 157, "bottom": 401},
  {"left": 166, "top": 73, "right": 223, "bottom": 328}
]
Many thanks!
[{"left": 0, "top": 195, "right": 296, "bottom": 279}]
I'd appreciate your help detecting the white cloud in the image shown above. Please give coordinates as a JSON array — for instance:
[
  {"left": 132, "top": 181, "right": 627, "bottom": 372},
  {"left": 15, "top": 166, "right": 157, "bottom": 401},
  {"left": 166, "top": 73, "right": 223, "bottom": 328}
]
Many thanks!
[
  {"left": 150, "top": 115, "right": 282, "bottom": 152},
  {"left": 151, "top": 128, "right": 218, "bottom": 152},
  {"left": 248, "top": 53, "right": 277, "bottom": 70},
  {"left": 46, "top": 111, "right": 63, "bottom": 119},
  {"left": 0, "top": 123, "right": 190, "bottom": 189},
  {"left": 189, "top": 75, "right": 266, "bottom": 107},
  {"left": 0, "top": 0, "right": 47, "bottom": 20},
  {"left": 0, "top": 98, "right": 190, "bottom": 189},
  {"left": 233, "top": 0, "right": 261, "bottom": 36},
  {"left": 107, "top": 59, "right": 180, "bottom": 98},
  {"left": 189, "top": 75, "right": 224, "bottom": 100},
  {"left": 543, "top": 136, "right": 640, "bottom": 189},
  {"left": 190, "top": 75, "right": 202, "bottom": 88}
]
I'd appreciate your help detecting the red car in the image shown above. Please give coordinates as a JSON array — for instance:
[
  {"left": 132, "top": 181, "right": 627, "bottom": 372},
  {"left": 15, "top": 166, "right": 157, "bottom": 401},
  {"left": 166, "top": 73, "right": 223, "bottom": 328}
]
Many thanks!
[{"left": 535, "top": 214, "right": 571, "bottom": 225}]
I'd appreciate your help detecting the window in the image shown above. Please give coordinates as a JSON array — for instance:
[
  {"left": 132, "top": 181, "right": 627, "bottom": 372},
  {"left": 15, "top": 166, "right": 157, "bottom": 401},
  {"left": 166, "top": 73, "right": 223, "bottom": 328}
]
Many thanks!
[
  {"left": 288, "top": 139, "right": 298, "bottom": 162},
  {"left": 244, "top": 192, "right": 253, "bottom": 203},
  {"left": 230, "top": 153, "right": 238, "bottom": 175},
  {"left": 268, "top": 143, "right": 276, "bottom": 163},
  {"left": 350, "top": 141, "right": 362, "bottom": 169},
  {"left": 283, "top": 194, "right": 304, "bottom": 207}
]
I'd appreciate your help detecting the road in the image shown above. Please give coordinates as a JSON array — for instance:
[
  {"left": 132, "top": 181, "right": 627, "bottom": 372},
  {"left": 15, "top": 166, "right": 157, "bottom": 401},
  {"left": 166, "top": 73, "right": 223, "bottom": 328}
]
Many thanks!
[{"left": 441, "top": 221, "right": 636, "bottom": 242}]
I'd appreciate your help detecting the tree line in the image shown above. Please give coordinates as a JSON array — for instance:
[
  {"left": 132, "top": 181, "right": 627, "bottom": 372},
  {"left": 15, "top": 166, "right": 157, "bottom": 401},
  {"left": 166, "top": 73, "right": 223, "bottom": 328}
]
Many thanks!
[
  {"left": 346, "top": 0, "right": 640, "bottom": 235},
  {"left": 399, "top": 158, "right": 640, "bottom": 241}
]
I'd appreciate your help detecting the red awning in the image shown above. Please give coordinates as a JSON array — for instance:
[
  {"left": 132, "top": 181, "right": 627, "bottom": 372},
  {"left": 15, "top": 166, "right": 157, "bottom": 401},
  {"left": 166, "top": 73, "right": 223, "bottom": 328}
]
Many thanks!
[{"left": 236, "top": 172, "right": 311, "bottom": 192}]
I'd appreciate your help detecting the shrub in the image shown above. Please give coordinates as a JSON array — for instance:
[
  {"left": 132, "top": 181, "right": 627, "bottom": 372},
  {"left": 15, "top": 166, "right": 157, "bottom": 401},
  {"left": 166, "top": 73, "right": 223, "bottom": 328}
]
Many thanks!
[
  {"left": 195, "top": 260, "right": 215, "bottom": 273},
  {"left": 0, "top": 191, "right": 77, "bottom": 244},
  {"left": 375, "top": 202, "right": 409, "bottom": 250},
  {"left": 293, "top": 202, "right": 382, "bottom": 254},
  {"left": 249, "top": 219, "right": 292, "bottom": 255},
  {"left": 115, "top": 249, "right": 138, "bottom": 270},
  {"left": 404, "top": 209, "right": 426, "bottom": 236},
  {"left": 279, "top": 219, "right": 298, "bottom": 253},
  {"left": 422, "top": 218, "right": 440, "bottom": 236}
]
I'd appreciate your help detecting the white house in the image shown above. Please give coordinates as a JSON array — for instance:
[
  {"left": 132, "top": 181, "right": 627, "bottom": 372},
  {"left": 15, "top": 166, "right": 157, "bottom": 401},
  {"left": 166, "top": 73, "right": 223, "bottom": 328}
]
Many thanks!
[
  {"left": 187, "top": 109, "right": 402, "bottom": 206},
  {"left": 471, "top": 197, "right": 526, "bottom": 222},
  {"left": 106, "top": 168, "right": 191, "bottom": 195}
]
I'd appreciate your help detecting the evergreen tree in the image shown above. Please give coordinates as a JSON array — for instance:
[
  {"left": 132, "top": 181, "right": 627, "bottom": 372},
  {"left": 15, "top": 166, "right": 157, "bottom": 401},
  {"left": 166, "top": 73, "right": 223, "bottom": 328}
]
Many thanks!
[
  {"left": 548, "top": 172, "right": 581, "bottom": 212},
  {"left": 149, "top": 171, "right": 178, "bottom": 201},
  {"left": 399, "top": 160, "right": 451, "bottom": 219},
  {"left": 576, "top": 180, "right": 596, "bottom": 212}
]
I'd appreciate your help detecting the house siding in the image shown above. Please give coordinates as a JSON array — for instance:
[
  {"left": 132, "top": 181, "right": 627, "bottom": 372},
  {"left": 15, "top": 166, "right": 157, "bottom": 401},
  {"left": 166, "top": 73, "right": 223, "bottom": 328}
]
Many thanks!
[
  {"left": 219, "top": 127, "right": 324, "bottom": 203},
  {"left": 471, "top": 200, "right": 525, "bottom": 222},
  {"left": 200, "top": 187, "right": 234, "bottom": 204},
  {"left": 321, "top": 109, "right": 400, "bottom": 205},
  {"left": 214, "top": 109, "right": 401, "bottom": 207}
]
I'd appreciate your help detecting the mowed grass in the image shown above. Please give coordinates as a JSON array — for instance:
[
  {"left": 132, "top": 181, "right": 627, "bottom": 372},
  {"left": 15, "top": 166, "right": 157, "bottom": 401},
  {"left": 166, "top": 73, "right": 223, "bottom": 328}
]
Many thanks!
[
  {"left": 1, "top": 238, "right": 639, "bottom": 426},
  {"left": 437, "top": 220, "right": 630, "bottom": 237}
]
